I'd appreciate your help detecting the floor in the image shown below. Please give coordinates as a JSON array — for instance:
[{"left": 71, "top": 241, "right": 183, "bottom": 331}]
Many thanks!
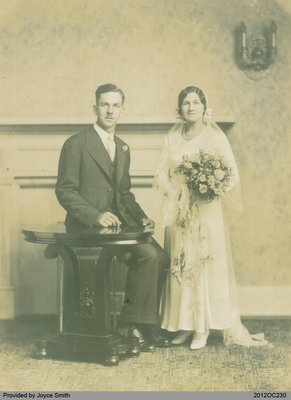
[{"left": 0, "top": 317, "right": 290, "bottom": 391}]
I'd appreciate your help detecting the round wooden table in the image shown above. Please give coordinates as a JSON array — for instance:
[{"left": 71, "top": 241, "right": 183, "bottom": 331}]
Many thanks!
[{"left": 22, "top": 223, "right": 154, "bottom": 365}]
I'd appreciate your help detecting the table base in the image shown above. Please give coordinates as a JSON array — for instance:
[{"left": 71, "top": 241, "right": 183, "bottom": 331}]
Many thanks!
[{"left": 35, "top": 333, "right": 140, "bottom": 366}]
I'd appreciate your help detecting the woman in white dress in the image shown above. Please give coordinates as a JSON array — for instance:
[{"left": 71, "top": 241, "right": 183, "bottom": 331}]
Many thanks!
[{"left": 155, "top": 86, "right": 267, "bottom": 350}]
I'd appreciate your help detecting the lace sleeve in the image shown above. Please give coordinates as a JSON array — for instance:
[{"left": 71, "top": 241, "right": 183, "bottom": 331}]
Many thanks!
[
  {"left": 154, "top": 135, "right": 171, "bottom": 196},
  {"left": 153, "top": 134, "right": 181, "bottom": 227}
]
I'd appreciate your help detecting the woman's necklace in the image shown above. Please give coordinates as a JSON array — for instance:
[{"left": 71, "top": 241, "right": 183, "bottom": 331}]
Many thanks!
[
  {"left": 182, "top": 122, "right": 206, "bottom": 141},
  {"left": 182, "top": 125, "right": 196, "bottom": 141},
  {"left": 182, "top": 131, "right": 192, "bottom": 140}
]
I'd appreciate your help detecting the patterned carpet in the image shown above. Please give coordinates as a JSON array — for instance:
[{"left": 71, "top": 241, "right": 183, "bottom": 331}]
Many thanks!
[{"left": 0, "top": 317, "right": 290, "bottom": 391}]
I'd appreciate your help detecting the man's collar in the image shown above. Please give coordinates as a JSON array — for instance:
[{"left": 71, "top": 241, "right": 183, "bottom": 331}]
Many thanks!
[{"left": 94, "top": 122, "right": 115, "bottom": 139}]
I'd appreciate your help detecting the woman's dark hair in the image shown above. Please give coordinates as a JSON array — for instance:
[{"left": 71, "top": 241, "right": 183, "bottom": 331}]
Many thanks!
[
  {"left": 95, "top": 83, "right": 125, "bottom": 104},
  {"left": 177, "top": 86, "right": 207, "bottom": 117}
]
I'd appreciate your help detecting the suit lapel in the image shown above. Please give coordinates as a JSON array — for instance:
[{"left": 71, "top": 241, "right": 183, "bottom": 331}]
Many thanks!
[
  {"left": 115, "top": 137, "right": 126, "bottom": 185},
  {"left": 85, "top": 127, "right": 113, "bottom": 181}
]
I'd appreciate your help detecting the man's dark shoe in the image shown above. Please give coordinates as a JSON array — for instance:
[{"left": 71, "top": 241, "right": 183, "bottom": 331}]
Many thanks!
[
  {"left": 128, "top": 326, "right": 156, "bottom": 352},
  {"left": 145, "top": 326, "right": 172, "bottom": 348}
]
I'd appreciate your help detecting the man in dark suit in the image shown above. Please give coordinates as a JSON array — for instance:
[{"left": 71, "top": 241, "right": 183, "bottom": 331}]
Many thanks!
[{"left": 55, "top": 83, "right": 169, "bottom": 350}]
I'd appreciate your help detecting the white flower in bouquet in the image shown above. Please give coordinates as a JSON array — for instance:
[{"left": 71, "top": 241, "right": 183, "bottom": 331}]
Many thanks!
[
  {"left": 212, "top": 160, "right": 221, "bottom": 168},
  {"left": 199, "top": 173, "right": 207, "bottom": 182},
  {"left": 199, "top": 184, "right": 208, "bottom": 193},
  {"left": 182, "top": 155, "right": 192, "bottom": 168},
  {"left": 214, "top": 169, "right": 225, "bottom": 180},
  {"left": 207, "top": 176, "right": 216, "bottom": 186}
]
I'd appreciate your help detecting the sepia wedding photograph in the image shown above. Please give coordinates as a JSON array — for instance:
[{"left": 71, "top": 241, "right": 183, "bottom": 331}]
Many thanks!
[{"left": 0, "top": 0, "right": 290, "bottom": 395}]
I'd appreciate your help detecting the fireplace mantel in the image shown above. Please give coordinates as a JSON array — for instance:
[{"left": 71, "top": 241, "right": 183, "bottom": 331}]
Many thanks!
[
  {"left": 0, "top": 117, "right": 235, "bottom": 135},
  {"left": 0, "top": 115, "right": 235, "bottom": 125}
]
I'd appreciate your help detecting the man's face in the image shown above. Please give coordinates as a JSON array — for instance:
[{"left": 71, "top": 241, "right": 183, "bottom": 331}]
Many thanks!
[{"left": 94, "top": 91, "right": 123, "bottom": 132}]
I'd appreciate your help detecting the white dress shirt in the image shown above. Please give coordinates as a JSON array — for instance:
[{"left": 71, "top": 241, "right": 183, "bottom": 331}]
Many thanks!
[{"left": 94, "top": 123, "right": 116, "bottom": 161}]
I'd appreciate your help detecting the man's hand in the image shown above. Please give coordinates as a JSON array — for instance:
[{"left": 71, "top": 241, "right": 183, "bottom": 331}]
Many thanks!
[
  {"left": 95, "top": 212, "right": 121, "bottom": 227},
  {"left": 140, "top": 218, "right": 155, "bottom": 229},
  {"left": 98, "top": 226, "right": 122, "bottom": 234}
]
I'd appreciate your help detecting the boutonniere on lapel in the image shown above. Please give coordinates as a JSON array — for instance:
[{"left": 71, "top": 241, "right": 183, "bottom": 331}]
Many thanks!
[{"left": 122, "top": 145, "right": 128, "bottom": 152}]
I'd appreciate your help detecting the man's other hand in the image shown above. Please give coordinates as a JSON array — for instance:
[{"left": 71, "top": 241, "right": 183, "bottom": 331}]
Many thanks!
[
  {"left": 95, "top": 212, "right": 121, "bottom": 227},
  {"left": 140, "top": 218, "right": 155, "bottom": 229}
]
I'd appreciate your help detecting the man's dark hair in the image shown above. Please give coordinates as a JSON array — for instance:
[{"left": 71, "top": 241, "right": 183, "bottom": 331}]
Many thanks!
[{"left": 95, "top": 83, "right": 125, "bottom": 104}]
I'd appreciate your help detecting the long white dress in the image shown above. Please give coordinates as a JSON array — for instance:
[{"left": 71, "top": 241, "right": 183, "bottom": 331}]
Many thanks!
[{"left": 156, "top": 123, "right": 267, "bottom": 346}]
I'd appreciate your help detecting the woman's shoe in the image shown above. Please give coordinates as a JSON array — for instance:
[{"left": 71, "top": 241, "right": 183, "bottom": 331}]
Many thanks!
[
  {"left": 171, "top": 330, "right": 193, "bottom": 345},
  {"left": 190, "top": 330, "right": 209, "bottom": 350}
]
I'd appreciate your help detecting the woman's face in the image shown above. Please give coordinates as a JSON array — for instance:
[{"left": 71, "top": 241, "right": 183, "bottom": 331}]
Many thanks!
[{"left": 181, "top": 92, "right": 204, "bottom": 123}]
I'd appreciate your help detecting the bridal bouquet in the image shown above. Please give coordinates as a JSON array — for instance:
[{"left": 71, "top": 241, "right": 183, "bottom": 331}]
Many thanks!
[{"left": 175, "top": 150, "right": 232, "bottom": 202}]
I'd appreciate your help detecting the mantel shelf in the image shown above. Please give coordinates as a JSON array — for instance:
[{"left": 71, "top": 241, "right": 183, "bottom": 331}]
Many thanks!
[{"left": 0, "top": 116, "right": 235, "bottom": 126}]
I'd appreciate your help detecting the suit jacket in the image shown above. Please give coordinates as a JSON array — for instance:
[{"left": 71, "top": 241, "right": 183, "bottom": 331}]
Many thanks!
[{"left": 55, "top": 126, "right": 148, "bottom": 227}]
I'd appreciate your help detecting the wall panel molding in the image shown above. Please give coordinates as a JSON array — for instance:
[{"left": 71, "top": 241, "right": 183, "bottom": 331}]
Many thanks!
[
  {"left": 0, "top": 118, "right": 235, "bottom": 127},
  {"left": 14, "top": 175, "right": 154, "bottom": 189},
  {"left": 0, "top": 178, "right": 20, "bottom": 319},
  {"left": 2, "top": 121, "right": 289, "bottom": 319},
  {"left": 239, "top": 286, "right": 291, "bottom": 317}
]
